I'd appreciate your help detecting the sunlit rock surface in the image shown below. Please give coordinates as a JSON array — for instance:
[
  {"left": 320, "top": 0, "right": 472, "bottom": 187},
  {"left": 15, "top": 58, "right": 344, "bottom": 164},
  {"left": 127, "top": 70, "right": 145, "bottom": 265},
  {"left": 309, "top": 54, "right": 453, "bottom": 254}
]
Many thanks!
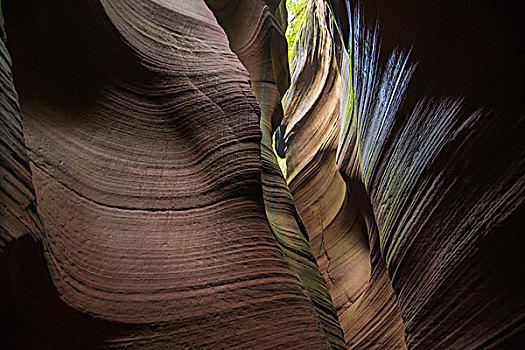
[
  {"left": 0, "top": 0, "right": 523, "bottom": 349},
  {"left": 282, "top": 1, "right": 406, "bottom": 348},
  {"left": 206, "top": 1, "right": 346, "bottom": 348},
  {"left": 284, "top": 0, "right": 524, "bottom": 348},
  {"left": 0, "top": 0, "right": 337, "bottom": 348}
]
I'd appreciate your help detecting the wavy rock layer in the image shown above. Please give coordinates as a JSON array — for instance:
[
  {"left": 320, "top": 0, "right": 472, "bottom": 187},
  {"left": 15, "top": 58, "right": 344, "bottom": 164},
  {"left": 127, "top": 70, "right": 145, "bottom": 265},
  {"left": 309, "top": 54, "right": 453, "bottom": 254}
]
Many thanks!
[
  {"left": 1, "top": 0, "right": 335, "bottom": 348},
  {"left": 206, "top": 1, "right": 346, "bottom": 348},
  {"left": 340, "top": 1, "right": 525, "bottom": 348},
  {"left": 283, "top": 0, "right": 524, "bottom": 348},
  {"left": 282, "top": 1, "right": 407, "bottom": 348},
  {"left": 0, "top": 7, "right": 42, "bottom": 250},
  {"left": 1, "top": 0, "right": 523, "bottom": 349}
]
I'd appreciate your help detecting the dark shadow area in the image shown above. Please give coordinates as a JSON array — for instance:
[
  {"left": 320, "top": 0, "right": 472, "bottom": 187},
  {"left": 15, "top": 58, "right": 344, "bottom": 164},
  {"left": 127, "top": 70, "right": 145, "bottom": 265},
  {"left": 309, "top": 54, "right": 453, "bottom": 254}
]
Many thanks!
[
  {"left": 477, "top": 204, "right": 525, "bottom": 304},
  {"left": 476, "top": 205, "right": 525, "bottom": 349},
  {"left": 3, "top": 0, "right": 148, "bottom": 115},
  {"left": 273, "top": 124, "right": 287, "bottom": 158},
  {"left": 0, "top": 235, "right": 124, "bottom": 349}
]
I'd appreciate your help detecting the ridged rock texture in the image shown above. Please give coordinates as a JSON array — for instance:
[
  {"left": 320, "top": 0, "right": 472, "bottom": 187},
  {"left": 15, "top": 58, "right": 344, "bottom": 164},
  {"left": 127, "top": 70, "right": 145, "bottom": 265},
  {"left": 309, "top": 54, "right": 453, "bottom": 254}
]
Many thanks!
[
  {"left": 205, "top": 0, "right": 345, "bottom": 348},
  {"left": 283, "top": 0, "right": 524, "bottom": 349},
  {"left": 0, "top": 4, "right": 46, "bottom": 345},
  {"left": 0, "top": 0, "right": 338, "bottom": 348},
  {"left": 0, "top": 0, "right": 524, "bottom": 349},
  {"left": 282, "top": 1, "right": 406, "bottom": 348}
]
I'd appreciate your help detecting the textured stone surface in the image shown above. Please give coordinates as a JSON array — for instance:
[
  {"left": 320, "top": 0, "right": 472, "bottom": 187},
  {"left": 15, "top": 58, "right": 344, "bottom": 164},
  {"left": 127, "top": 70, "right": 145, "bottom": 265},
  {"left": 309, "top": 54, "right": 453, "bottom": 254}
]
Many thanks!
[
  {"left": 0, "top": 4, "right": 46, "bottom": 346},
  {"left": 284, "top": 0, "right": 525, "bottom": 348},
  {"left": 1, "top": 0, "right": 523, "bottom": 349},
  {"left": 0, "top": 4, "right": 41, "bottom": 250},
  {"left": 340, "top": 1, "right": 524, "bottom": 348},
  {"left": 282, "top": 2, "right": 406, "bottom": 348},
  {"left": 1, "top": 0, "right": 336, "bottom": 348},
  {"left": 206, "top": 1, "right": 346, "bottom": 348}
]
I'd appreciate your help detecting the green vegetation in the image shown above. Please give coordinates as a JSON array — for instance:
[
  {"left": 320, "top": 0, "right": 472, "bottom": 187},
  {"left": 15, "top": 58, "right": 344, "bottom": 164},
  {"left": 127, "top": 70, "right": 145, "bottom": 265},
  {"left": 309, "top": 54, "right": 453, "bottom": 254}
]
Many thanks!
[
  {"left": 273, "top": 0, "right": 310, "bottom": 178},
  {"left": 285, "top": 0, "right": 309, "bottom": 69}
]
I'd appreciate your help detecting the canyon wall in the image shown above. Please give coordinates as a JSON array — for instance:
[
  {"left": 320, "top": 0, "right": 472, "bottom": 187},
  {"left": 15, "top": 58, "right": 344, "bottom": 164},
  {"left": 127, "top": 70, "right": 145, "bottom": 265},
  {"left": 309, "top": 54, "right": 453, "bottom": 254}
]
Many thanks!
[
  {"left": 0, "top": 0, "right": 523, "bottom": 349},
  {"left": 283, "top": 0, "right": 524, "bottom": 348},
  {"left": 0, "top": 1, "right": 337, "bottom": 348}
]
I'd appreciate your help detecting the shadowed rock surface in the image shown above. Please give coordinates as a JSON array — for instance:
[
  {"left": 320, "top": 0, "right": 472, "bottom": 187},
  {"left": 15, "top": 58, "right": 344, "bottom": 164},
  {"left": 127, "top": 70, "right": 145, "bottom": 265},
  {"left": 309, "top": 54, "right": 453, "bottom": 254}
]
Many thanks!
[
  {"left": 284, "top": 0, "right": 524, "bottom": 348},
  {"left": 1, "top": 0, "right": 524, "bottom": 349},
  {"left": 283, "top": 2, "right": 406, "bottom": 348},
  {"left": 1, "top": 0, "right": 333, "bottom": 348}
]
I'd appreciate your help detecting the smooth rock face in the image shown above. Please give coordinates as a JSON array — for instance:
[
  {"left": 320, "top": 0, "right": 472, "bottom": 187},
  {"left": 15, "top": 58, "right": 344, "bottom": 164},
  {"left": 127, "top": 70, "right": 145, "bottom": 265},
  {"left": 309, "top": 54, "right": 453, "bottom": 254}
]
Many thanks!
[
  {"left": 1, "top": 0, "right": 332, "bottom": 348},
  {"left": 206, "top": 0, "right": 346, "bottom": 348}
]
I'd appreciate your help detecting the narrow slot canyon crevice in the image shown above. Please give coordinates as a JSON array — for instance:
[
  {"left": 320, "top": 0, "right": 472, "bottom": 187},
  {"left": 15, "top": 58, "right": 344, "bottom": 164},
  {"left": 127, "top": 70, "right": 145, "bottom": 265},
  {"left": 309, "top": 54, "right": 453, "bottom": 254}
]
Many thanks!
[
  {"left": 2, "top": 0, "right": 343, "bottom": 348},
  {"left": 0, "top": 0, "right": 523, "bottom": 349},
  {"left": 280, "top": 1, "right": 404, "bottom": 347}
]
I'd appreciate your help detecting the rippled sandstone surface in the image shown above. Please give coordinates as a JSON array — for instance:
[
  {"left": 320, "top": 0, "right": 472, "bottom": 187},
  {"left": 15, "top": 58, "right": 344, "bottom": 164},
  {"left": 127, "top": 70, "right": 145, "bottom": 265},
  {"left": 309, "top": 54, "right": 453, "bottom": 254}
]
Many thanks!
[{"left": 1, "top": 0, "right": 523, "bottom": 349}]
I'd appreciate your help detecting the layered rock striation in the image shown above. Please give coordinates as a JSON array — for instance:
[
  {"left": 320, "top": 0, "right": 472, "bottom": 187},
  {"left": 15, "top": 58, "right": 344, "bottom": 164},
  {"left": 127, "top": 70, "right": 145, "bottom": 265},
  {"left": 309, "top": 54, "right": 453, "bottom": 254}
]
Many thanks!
[
  {"left": 282, "top": 1, "right": 406, "bottom": 348},
  {"left": 205, "top": 1, "right": 346, "bottom": 348},
  {"left": 0, "top": 0, "right": 339, "bottom": 348},
  {"left": 0, "top": 0, "right": 523, "bottom": 349},
  {"left": 283, "top": 0, "right": 524, "bottom": 348}
]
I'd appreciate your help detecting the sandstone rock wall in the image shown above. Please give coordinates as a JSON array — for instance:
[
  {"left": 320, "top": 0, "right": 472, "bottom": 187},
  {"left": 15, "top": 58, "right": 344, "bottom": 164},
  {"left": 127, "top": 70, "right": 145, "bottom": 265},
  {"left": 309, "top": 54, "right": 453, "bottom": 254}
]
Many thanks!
[{"left": 284, "top": 0, "right": 524, "bottom": 348}]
